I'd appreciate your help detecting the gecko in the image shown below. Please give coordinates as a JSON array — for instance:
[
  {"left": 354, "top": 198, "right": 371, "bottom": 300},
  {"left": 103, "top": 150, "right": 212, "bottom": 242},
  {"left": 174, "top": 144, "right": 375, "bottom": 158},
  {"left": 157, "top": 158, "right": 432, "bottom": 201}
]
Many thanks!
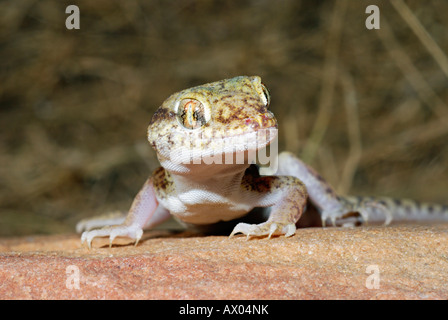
[{"left": 77, "top": 76, "right": 448, "bottom": 248}]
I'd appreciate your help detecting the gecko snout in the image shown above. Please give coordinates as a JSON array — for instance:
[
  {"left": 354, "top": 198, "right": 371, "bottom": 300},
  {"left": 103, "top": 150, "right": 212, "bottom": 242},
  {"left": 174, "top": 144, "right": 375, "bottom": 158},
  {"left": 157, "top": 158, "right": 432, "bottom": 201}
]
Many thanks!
[{"left": 244, "top": 111, "right": 277, "bottom": 130}]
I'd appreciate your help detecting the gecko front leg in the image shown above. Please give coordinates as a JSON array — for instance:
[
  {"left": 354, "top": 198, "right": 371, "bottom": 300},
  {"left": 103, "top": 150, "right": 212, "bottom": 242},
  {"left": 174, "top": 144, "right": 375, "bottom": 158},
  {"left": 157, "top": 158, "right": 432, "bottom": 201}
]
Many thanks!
[
  {"left": 230, "top": 175, "right": 308, "bottom": 239},
  {"left": 80, "top": 178, "right": 169, "bottom": 248}
]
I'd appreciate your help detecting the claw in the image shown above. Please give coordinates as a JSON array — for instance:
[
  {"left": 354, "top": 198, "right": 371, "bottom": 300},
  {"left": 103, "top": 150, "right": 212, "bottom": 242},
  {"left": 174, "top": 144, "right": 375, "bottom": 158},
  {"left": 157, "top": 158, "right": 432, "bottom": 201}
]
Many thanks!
[
  {"left": 358, "top": 209, "right": 369, "bottom": 226},
  {"left": 133, "top": 229, "right": 143, "bottom": 246},
  {"left": 331, "top": 216, "right": 337, "bottom": 227},
  {"left": 321, "top": 210, "right": 341, "bottom": 228},
  {"left": 362, "top": 201, "right": 392, "bottom": 226},
  {"left": 383, "top": 210, "right": 392, "bottom": 225},
  {"left": 268, "top": 223, "right": 278, "bottom": 239},
  {"left": 229, "top": 223, "right": 242, "bottom": 238},
  {"left": 109, "top": 235, "right": 117, "bottom": 248},
  {"left": 284, "top": 224, "right": 296, "bottom": 237},
  {"left": 81, "top": 232, "right": 93, "bottom": 250}
]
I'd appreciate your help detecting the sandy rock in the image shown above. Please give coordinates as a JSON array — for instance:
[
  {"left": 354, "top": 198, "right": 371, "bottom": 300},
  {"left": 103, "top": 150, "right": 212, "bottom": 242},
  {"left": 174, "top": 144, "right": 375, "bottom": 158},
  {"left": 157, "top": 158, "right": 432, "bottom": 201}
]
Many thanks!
[{"left": 0, "top": 224, "right": 447, "bottom": 299}]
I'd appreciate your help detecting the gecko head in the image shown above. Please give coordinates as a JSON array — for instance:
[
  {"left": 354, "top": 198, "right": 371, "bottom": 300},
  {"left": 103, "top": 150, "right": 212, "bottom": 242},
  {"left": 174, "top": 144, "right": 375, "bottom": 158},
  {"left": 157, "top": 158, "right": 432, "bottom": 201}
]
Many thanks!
[{"left": 147, "top": 76, "right": 278, "bottom": 166}]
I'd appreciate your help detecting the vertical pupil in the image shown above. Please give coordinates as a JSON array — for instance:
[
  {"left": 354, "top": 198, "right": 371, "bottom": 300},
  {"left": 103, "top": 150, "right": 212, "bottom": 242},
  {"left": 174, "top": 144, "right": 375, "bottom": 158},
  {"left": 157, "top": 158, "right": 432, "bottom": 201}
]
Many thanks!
[
  {"left": 185, "top": 101, "right": 195, "bottom": 126},
  {"left": 179, "top": 99, "right": 204, "bottom": 129}
]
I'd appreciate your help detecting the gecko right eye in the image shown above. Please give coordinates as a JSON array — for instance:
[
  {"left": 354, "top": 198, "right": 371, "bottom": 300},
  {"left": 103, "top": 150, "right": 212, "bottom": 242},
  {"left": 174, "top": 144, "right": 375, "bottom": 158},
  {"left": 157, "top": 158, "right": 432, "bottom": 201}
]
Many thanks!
[
  {"left": 260, "top": 84, "right": 270, "bottom": 108},
  {"left": 176, "top": 98, "right": 210, "bottom": 129}
]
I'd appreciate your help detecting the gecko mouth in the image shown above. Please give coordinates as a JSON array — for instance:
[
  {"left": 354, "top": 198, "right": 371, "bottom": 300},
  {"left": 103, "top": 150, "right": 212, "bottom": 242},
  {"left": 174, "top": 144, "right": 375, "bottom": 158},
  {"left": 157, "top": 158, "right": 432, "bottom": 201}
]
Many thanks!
[{"left": 156, "top": 126, "right": 278, "bottom": 167}]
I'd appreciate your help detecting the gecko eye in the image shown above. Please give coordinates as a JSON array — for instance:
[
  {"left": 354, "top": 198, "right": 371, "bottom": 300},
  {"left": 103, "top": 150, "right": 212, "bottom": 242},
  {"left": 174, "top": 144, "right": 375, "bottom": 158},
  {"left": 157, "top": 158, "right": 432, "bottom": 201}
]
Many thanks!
[
  {"left": 260, "top": 84, "right": 270, "bottom": 108},
  {"left": 176, "top": 98, "right": 210, "bottom": 129}
]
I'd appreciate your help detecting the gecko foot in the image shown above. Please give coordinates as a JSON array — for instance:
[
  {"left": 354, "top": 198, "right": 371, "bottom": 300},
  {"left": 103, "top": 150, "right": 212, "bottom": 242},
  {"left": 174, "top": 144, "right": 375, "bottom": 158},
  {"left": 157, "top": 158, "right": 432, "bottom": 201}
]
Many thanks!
[
  {"left": 321, "top": 208, "right": 348, "bottom": 227},
  {"left": 229, "top": 221, "right": 296, "bottom": 239},
  {"left": 81, "top": 223, "right": 143, "bottom": 249},
  {"left": 321, "top": 200, "right": 392, "bottom": 227}
]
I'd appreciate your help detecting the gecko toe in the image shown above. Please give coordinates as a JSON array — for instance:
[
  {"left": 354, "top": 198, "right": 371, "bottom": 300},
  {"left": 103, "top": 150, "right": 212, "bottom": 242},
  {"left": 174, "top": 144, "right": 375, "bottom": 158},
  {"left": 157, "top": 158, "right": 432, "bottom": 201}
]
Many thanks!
[
  {"left": 331, "top": 216, "right": 337, "bottom": 227},
  {"left": 284, "top": 223, "right": 296, "bottom": 237},
  {"left": 80, "top": 224, "right": 143, "bottom": 248},
  {"left": 267, "top": 223, "right": 278, "bottom": 239}
]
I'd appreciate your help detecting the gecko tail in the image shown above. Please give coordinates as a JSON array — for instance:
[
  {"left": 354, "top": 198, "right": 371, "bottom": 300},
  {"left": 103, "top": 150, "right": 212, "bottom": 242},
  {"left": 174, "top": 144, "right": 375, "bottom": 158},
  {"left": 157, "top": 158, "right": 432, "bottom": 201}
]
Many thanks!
[{"left": 343, "top": 196, "right": 448, "bottom": 224}]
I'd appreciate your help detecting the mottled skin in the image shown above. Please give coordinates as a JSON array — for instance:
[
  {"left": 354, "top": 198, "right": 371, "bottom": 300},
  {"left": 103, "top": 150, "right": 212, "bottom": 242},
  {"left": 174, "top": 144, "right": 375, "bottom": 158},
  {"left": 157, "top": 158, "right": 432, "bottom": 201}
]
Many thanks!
[{"left": 78, "top": 76, "right": 448, "bottom": 248}]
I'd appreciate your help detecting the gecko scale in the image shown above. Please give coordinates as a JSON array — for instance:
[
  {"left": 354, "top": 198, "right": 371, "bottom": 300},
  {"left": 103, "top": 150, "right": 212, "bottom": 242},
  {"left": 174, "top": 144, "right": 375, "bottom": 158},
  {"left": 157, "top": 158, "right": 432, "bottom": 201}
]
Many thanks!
[{"left": 77, "top": 76, "right": 448, "bottom": 248}]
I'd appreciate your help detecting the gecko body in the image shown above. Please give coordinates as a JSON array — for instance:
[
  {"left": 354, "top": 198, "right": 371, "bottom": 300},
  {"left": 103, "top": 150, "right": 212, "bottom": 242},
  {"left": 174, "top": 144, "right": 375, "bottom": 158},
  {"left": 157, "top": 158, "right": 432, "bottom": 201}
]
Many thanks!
[{"left": 78, "top": 76, "right": 448, "bottom": 247}]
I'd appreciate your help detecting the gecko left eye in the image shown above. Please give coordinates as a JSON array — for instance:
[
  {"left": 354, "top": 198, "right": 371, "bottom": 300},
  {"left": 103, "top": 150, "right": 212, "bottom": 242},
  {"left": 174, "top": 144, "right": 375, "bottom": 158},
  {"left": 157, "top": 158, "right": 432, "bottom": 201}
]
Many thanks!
[
  {"left": 176, "top": 98, "right": 210, "bottom": 129},
  {"left": 260, "top": 84, "right": 270, "bottom": 108}
]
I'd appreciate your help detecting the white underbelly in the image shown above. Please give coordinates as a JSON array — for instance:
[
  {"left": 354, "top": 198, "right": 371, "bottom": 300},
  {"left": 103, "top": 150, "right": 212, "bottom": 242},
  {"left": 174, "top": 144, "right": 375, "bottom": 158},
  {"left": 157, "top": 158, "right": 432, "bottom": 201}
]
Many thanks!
[{"left": 158, "top": 189, "right": 253, "bottom": 225}]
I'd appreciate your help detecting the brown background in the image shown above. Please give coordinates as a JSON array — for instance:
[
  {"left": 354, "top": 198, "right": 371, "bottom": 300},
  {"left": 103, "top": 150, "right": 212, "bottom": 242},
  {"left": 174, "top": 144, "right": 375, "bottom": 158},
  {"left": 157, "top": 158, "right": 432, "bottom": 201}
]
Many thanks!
[{"left": 1, "top": 0, "right": 447, "bottom": 236}]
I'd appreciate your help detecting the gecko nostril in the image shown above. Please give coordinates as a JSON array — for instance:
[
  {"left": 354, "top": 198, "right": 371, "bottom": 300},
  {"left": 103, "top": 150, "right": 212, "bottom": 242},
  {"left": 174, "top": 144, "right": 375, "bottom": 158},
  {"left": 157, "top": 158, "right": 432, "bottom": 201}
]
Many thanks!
[
  {"left": 245, "top": 113, "right": 276, "bottom": 129},
  {"left": 244, "top": 118, "right": 260, "bottom": 129},
  {"left": 263, "top": 111, "right": 275, "bottom": 119}
]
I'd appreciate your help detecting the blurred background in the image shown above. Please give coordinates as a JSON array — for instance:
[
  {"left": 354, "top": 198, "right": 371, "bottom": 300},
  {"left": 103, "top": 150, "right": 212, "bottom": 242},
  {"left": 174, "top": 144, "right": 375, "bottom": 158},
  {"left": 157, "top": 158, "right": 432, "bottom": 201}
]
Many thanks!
[{"left": 0, "top": 0, "right": 447, "bottom": 237}]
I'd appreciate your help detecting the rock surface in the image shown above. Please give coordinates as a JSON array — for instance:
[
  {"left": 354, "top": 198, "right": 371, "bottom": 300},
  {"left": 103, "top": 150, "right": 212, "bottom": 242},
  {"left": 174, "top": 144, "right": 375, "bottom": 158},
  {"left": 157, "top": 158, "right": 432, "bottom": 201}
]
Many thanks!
[{"left": 0, "top": 224, "right": 447, "bottom": 299}]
